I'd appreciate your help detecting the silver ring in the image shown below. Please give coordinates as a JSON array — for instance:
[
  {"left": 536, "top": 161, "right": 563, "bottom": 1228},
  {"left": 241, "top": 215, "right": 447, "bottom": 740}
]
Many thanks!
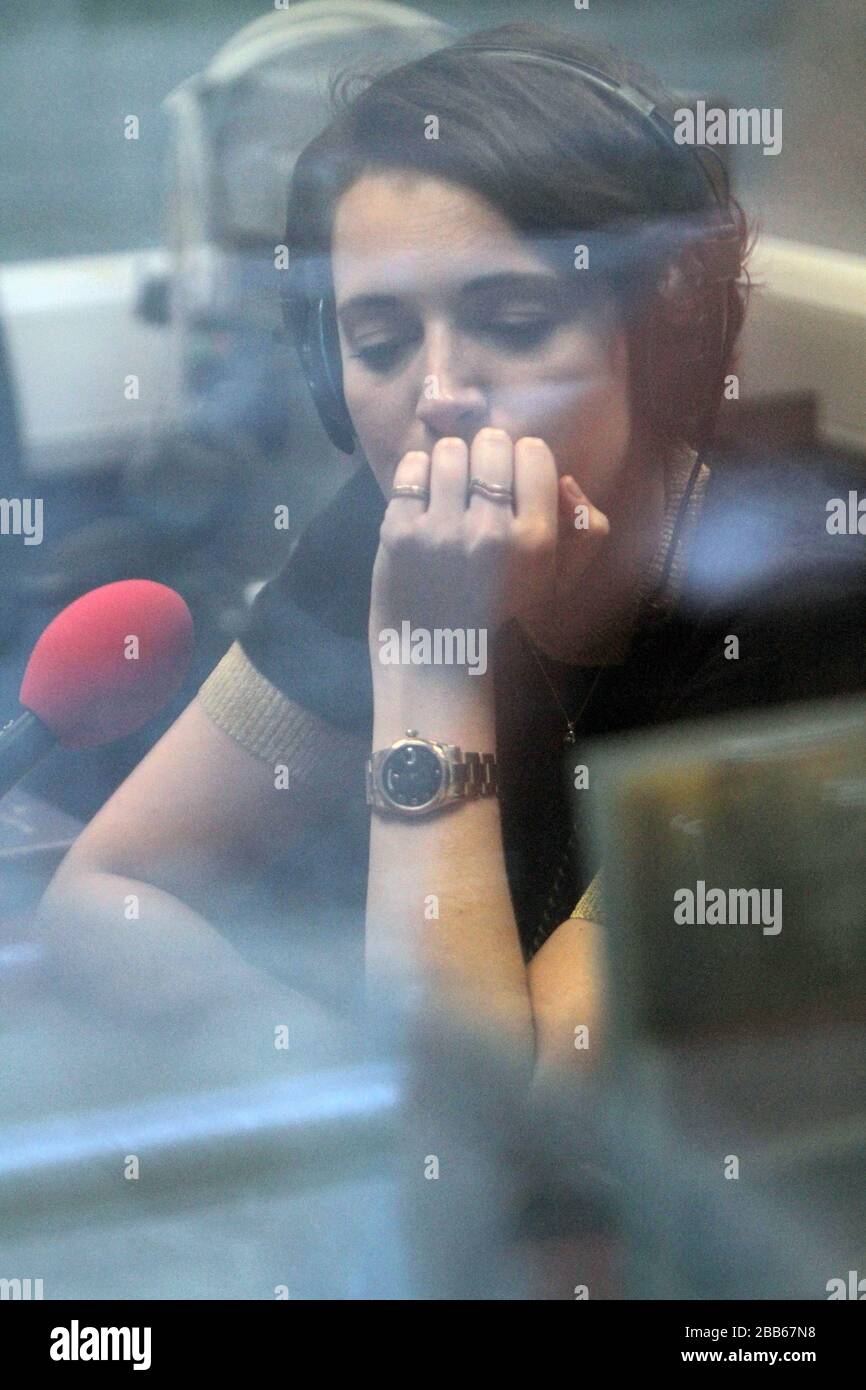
[
  {"left": 468, "top": 477, "right": 515, "bottom": 504},
  {"left": 390, "top": 484, "right": 429, "bottom": 501}
]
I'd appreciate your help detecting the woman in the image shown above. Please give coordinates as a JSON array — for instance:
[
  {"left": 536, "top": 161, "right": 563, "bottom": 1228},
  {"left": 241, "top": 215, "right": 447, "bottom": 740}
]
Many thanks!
[{"left": 37, "top": 24, "right": 863, "bottom": 1074}]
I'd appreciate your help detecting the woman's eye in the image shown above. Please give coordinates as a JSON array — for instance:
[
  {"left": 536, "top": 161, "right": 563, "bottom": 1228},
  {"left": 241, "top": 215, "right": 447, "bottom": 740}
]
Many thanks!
[
  {"left": 350, "top": 326, "right": 421, "bottom": 373},
  {"left": 351, "top": 341, "right": 405, "bottom": 372},
  {"left": 484, "top": 317, "right": 557, "bottom": 350},
  {"left": 349, "top": 316, "right": 557, "bottom": 371}
]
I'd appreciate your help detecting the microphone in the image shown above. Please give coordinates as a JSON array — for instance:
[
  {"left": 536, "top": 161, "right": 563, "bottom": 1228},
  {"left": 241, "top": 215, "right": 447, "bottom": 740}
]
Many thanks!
[{"left": 0, "top": 579, "right": 194, "bottom": 800}]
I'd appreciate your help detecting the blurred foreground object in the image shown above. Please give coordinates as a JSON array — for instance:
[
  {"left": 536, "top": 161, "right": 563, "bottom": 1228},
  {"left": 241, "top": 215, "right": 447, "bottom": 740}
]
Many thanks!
[{"left": 586, "top": 694, "right": 866, "bottom": 1298}]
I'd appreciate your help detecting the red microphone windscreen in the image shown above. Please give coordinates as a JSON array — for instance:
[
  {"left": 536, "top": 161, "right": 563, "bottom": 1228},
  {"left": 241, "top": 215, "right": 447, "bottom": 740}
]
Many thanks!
[{"left": 19, "top": 580, "right": 195, "bottom": 749}]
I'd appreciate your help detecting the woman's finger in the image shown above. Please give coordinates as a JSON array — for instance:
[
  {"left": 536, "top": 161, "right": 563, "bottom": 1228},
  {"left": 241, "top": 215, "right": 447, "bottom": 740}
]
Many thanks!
[
  {"left": 512, "top": 436, "right": 559, "bottom": 526},
  {"left": 467, "top": 427, "right": 514, "bottom": 516},
  {"left": 388, "top": 450, "right": 431, "bottom": 511},
  {"left": 427, "top": 436, "right": 469, "bottom": 520},
  {"left": 559, "top": 473, "right": 610, "bottom": 541}
]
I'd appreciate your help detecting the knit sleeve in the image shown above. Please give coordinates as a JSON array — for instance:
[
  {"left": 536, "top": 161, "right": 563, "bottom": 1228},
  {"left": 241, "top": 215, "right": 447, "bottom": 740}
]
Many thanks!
[
  {"left": 196, "top": 640, "right": 366, "bottom": 794},
  {"left": 570, "top": 870, "right": 604, "bottom": 924},
  {"left": 195, "top": 463, "right": 384, "bottom": 794},
  {"left": 231, "top": 463, "right": 383, "bottom": 736}
]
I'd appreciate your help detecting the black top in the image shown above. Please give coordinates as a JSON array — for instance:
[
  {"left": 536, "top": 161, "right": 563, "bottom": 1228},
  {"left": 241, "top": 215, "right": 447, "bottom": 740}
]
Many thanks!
[{"left": 237, "top": 452, "right": 866, "bottom": 959}]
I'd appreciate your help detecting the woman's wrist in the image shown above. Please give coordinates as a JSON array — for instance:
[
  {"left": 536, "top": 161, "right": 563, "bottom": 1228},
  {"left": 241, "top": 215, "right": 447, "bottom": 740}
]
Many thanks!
[{"left": 371, "top": 660, "right": 497, "bottom": 750}]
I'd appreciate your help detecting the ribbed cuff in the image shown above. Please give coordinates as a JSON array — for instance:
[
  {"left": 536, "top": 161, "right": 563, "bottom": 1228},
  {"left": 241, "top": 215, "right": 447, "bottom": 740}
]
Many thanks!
[
  {"left": 570, "top": 870, "right": 604, "bottom": 923},
  {"left": 196, "top": 641, "right": 363, "bottom": 786}
]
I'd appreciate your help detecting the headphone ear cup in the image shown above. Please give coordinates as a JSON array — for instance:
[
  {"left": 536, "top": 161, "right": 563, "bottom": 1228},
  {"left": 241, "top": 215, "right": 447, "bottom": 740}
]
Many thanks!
[
  {"left": 314, "top": 295, "right": 356, "bottom": 455},
  {"left": 290, "top": 291, "right": 356, "bottom": 456}
]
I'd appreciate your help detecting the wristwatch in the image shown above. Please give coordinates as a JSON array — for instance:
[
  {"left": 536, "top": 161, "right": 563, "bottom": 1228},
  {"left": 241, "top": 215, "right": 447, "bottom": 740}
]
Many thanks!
[{"left": 366, "top": 729, "right": 498, "bottom": 817}]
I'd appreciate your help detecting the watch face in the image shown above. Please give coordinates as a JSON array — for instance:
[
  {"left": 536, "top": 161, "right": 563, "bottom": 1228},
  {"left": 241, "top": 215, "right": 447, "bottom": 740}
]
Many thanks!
[{"left": 381, "top": 741, "right": 445, "bottom": 809}]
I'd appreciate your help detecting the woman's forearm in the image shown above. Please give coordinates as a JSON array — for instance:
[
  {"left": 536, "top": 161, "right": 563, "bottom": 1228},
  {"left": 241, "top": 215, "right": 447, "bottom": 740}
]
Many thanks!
[
  {"left": 365, "top": 663, "right": 535, "bottom": 1061},
  {"left": 36, "top": 868, "right": 285, "bottom": 1022}
]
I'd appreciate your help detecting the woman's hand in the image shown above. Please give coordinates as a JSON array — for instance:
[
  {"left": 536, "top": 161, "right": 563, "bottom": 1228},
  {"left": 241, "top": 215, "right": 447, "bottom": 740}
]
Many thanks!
[{"left": 369, "top": 428, "right": 609, "bottom": 654}]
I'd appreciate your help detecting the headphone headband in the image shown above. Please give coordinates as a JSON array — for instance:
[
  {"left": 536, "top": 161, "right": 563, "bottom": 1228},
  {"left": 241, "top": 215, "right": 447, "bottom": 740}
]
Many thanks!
[{"left": 455, "top": 45, "right": 732, "bottom": 210}]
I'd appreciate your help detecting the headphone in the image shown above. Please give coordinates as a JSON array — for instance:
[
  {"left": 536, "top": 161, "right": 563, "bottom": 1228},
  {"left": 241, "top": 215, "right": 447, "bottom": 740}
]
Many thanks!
[{"left": 281, "top": 45, "right": 743, "bottom": 459}]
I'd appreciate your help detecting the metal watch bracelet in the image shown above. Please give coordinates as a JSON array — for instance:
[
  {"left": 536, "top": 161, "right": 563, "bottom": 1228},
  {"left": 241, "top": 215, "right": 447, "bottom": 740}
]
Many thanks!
[{"left": 366, "top": 730, "right": 498, "bottom": 817}]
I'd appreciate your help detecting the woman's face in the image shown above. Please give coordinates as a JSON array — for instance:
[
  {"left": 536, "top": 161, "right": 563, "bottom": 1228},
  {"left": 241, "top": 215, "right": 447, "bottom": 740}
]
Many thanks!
[{"left": 331, "top": 171, "right": 634, "bottom": 511}]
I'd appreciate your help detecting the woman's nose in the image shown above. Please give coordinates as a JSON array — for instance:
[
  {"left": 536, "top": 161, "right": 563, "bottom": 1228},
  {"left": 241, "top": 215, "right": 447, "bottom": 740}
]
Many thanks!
[
  {"left": 416, "top": 386, "right": 489, "bottom": 442},
  {"left": 414, "top": 329, "right": 488, "bottom": 442}
]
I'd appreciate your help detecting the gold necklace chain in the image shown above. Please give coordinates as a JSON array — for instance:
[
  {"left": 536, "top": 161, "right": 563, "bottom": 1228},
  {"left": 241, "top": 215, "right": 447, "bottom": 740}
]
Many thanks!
[{"left": 529, "top": 656, "right": 604, "bottom": 747}]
